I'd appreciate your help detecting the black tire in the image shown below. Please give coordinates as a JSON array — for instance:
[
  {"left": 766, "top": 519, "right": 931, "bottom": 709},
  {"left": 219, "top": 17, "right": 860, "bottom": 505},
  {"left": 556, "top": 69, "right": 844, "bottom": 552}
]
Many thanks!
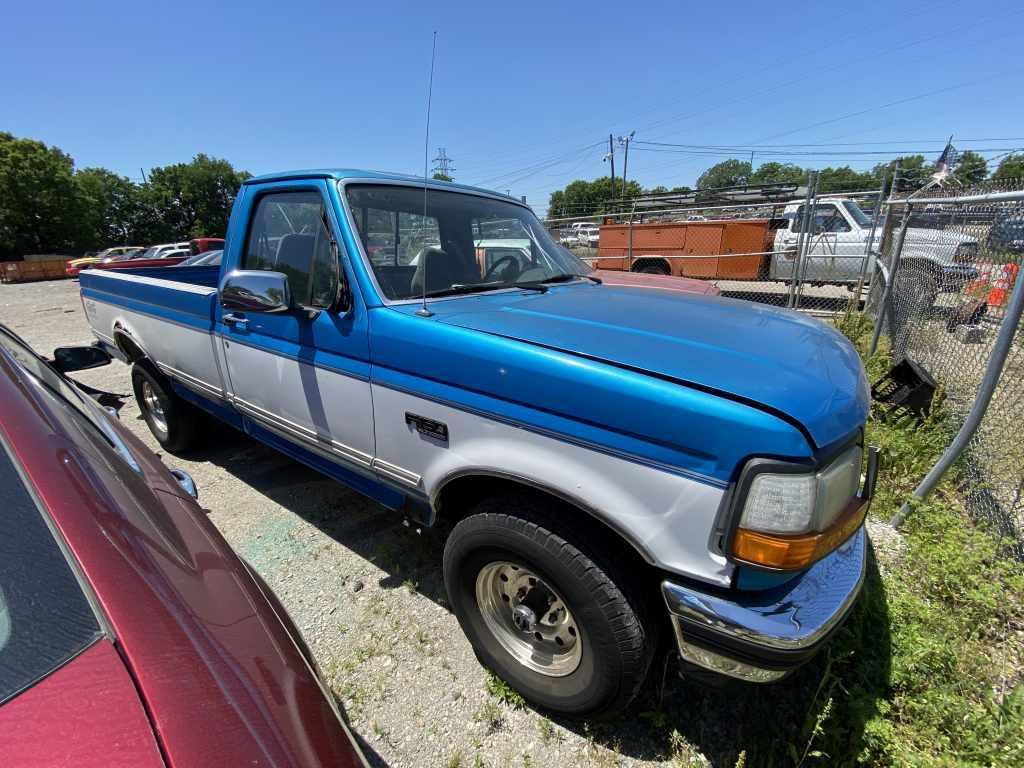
[
  {"left": 443, "top": 494, "right": 655, "bottom": 719},
  {"left": 896, "top": 264, "right": 939, "bottom": 311},
  {"left": 131, "top": 362, "right": 201, "bottom": 453},
  {"left": 637, "top": 264, "right": 669, "bottom": 275}
]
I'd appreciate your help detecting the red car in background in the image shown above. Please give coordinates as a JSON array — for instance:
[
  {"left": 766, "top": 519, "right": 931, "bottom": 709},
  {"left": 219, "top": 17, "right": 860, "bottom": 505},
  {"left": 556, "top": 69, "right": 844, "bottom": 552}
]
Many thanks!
[
  {"left": 190, "top": 237, "right": 225, "bottom": 254},
  {"left": 0, "top": 327, "right": 368, "bottom": 768}
]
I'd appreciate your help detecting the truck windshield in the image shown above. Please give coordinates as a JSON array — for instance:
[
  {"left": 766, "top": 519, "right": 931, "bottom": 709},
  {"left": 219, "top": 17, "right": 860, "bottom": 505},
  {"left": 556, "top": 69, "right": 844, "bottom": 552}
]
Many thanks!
[
  {"left": 843, "top": 201, "right": 873, "bottom": 228},
  {"left": 344, "top": 184, "right": 592, "bottom": 300}
]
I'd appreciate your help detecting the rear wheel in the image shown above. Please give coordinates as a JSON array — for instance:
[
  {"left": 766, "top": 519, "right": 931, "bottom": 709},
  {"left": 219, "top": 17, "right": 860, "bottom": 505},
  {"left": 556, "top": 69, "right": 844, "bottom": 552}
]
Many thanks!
[
  {"left": 637, "top": 264, "right": 669, "bottom": 275},
  {"left": 131, "top": 363, "right": 201, "bottom": 453},
  {"left": 443, "top": 494, "right": 654, "bottom": 719}
]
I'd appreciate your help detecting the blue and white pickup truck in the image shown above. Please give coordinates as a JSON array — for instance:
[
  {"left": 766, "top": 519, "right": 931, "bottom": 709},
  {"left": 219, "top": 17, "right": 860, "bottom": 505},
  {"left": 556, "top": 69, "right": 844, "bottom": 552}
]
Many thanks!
[{"left": 81, "top": 169, "right": 877, "bottom": 718}]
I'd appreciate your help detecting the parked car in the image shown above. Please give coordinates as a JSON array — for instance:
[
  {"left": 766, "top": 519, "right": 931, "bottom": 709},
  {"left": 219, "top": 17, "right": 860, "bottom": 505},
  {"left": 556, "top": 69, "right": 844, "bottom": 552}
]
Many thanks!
[
  {"left": 190, "top": 237, "right": 226, "bottom": 254},
  {"left": 86, "top": 247, "right": 192, "bottom": 272},
  {"left": 986, "top": 216, "right": 1024, "bottom": 254},
  {"left": 176, "top": 249, "right": 224, "bottom": 267},
  {"left": 574, "top": 223, "right": 601, "bottom": 247},
  {"left": 66, "top": 247, "right": 143, "bottom": 276},
  {"left": 80, "top": 169, "right": 876, "bottom": 718},
  {"left": 136, "top": 242, "right": 191, "bottom": 260},
  {"left": 558, "top": 227, "right": 578, "bottom": 246},
  {"left": 0, "top": 325, "right": 368, "bottom": 767}
]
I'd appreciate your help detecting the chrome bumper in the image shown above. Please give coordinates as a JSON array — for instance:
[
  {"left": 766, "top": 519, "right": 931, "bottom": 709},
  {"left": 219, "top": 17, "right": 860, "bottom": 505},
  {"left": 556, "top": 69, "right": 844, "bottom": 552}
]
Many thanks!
[{"left": 662, "top": 526, "right": 867, "bottom": 682}]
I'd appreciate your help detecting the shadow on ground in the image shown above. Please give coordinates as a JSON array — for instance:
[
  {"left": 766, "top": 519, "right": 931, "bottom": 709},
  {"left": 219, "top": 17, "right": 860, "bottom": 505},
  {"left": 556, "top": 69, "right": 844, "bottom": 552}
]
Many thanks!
[{"left": 162, "top": 417, "right": 891, "bottom": 767}]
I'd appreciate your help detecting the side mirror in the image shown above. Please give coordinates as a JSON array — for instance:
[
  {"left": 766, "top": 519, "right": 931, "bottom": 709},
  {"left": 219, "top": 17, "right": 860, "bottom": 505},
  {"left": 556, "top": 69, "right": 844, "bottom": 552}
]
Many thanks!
[
  {"left": 52, "top": 345, "right": 112, "bottom": 373},
  {"left": 220, "top": 270, "right": 291, "bottom": 313}
]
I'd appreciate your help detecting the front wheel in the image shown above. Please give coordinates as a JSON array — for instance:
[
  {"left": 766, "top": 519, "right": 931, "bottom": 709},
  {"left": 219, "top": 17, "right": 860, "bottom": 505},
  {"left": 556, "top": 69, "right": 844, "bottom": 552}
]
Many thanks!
[{"left": 443, "top": 495, "right": 654, "bottom": 719}]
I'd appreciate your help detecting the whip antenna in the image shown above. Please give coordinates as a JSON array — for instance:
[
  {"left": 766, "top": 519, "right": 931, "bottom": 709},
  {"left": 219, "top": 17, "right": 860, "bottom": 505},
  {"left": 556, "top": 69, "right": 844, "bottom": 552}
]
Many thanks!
[{"left": 416, "top": 30, "right": 438, "bottom": 318}]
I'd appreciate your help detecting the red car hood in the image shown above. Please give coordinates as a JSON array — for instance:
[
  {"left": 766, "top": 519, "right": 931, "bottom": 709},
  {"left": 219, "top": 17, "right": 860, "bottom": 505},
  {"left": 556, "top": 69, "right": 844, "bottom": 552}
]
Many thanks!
[
  {"left": 0, "top": 640, "right": 164, "bottom": 768},
  {"left": 593, "top": 269, "right": 720, "bottom": 295}
]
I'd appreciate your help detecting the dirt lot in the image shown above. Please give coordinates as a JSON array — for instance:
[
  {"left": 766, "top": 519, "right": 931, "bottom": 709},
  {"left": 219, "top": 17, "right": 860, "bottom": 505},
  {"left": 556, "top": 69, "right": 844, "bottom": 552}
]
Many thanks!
[{"left": 1, "top": 277, "right": 827, "bottom": 768}]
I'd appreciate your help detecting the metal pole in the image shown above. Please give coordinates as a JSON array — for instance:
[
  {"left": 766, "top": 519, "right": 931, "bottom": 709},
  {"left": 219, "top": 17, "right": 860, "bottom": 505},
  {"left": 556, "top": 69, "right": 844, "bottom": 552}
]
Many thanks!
[
  {"left": 793, "top": 173, "right": 820, "bottom": 309},
  {"left": 621, "top": 136, "right": 631, "bottom": 198},
  {"left": 853, "top": 168, "right": 889, "bottom": 304},
  {"left": 627, "top": 201, "right": 636, "bottom": 267},
  {"left": 788, "top": 173, "right": 817, "bottom": 309},
  {"left": 868, "top": 203, "right": 914, "bottom": 355},
  {"left": 608, "top": 134, "right": 616, "bottom": 186},
  {"left": 891, "top": 271, "right": 1024, "bottom": 527}
]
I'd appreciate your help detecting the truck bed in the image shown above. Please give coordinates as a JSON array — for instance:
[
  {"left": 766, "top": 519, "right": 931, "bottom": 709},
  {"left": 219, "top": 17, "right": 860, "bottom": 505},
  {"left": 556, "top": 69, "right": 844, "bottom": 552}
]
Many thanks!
[{"left": 80, "top": 265, "right": 226, "bottom": 398}]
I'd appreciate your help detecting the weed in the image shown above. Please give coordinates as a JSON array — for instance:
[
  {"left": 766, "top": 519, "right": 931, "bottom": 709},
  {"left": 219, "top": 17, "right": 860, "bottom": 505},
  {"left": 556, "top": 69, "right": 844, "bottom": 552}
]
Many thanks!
[
  {"left": 475, "top": 700, "right": 504, "bottom": 734},
  {"left": 402, "top": 578, "right": 418, "bottom": 594},
  {"left": 485, "top": 671, "right": 526, "bottom": 709},
  {"left": 536, "top": 717, "right": 559, "bottom": 745},
  {"left": 445, "top": 750, "right": 463, "bottom": 768}
]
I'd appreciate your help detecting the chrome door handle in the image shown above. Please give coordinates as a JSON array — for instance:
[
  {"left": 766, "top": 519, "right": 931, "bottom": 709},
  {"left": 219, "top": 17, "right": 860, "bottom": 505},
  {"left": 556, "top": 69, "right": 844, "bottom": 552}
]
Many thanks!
[{"left": 224, "top": 313, "right": 248, "bottom": 327}]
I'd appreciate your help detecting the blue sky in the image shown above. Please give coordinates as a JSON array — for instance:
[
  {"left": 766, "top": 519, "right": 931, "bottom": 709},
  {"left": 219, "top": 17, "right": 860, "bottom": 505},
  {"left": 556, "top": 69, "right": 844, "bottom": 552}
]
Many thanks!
[{"left": 3, "top": 0, "right": 1024, "bottom": 213}]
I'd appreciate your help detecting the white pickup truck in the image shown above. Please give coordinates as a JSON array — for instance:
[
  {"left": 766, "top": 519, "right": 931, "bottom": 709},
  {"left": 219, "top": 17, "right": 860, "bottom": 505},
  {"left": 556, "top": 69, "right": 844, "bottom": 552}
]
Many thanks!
[{"left": 770, "top": 197, "right": 979, "bottom": 295}]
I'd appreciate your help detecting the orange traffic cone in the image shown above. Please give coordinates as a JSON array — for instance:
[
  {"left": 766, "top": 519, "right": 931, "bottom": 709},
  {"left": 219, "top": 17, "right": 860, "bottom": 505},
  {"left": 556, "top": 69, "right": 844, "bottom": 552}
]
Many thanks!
[{"left": 987, "top": 263, "right": 1020, "bottom": 309}]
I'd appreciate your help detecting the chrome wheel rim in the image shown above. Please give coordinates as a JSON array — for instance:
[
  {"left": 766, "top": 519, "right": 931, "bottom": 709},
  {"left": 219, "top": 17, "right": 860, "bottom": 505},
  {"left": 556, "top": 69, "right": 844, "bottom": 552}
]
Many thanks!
[
  {"left": 141, "top": 381, "right": 168, "bottom": 435},
  {"left": 475, "top": 561, "right": 581, "bottom": 677}
]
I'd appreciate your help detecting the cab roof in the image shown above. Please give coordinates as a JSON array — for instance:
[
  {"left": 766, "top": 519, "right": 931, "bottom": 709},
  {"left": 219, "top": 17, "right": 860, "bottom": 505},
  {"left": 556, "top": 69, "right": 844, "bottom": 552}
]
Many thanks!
[{"left": 243, "top": 168, "right": 524, "bottom": 204}]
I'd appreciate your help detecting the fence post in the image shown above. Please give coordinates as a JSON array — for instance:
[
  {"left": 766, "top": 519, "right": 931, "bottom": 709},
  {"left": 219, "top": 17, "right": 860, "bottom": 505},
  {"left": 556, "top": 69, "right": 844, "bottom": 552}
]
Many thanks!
[
  {"left": 788, "top": 174, "right": 817, "bottom": 309},
  {"left": 891, "top": 271, "right": 1024, "bottom": 527},
  {"left": 853, "top": 167, "right": 889, "bottom": 304},
  {"left": 627, "top": 201, "right": 636, "bottom": 268},
  {"left": 869, "top": 202, "right": 914, "bottom": 356}
]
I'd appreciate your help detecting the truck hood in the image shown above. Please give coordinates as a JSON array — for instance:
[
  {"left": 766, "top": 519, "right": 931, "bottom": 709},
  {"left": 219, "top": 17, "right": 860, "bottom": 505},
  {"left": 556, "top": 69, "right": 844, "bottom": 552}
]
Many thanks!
[
  {"left": 873, "top": 227, "right": 976, "bottom": 262},
  {"left": 431, "top": 285, "right": 869, "bottom": 449}
]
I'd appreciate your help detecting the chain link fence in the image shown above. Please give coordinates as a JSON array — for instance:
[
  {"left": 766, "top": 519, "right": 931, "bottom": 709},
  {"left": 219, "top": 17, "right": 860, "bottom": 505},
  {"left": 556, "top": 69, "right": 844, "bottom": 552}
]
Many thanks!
[
  {"left": 544, "top": 176, "right": 885, "bottom": 315},
  {"left": 866, "top": 180, "right": 1024, "bottom": 551}
]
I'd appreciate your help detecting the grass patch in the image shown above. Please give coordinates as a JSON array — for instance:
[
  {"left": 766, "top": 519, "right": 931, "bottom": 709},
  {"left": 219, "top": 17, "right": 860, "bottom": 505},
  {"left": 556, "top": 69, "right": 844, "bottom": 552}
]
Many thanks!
[
  {"left": 486, "top": 670, "right": 527, "bottom": 709},
  {"left": 805, "top": 315, "right": 1024, "bottom": 766}
]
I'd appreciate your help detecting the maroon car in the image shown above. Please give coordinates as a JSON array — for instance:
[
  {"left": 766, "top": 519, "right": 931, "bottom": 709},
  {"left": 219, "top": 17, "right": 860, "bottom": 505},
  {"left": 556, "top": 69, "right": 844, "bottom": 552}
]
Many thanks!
[{"left": 0, "top": 327, "right": 367, "bottom": 767}]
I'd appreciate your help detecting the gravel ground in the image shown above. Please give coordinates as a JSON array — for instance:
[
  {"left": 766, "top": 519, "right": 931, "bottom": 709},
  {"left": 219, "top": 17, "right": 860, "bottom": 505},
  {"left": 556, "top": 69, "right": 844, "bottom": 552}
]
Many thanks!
[{"left": 1, "top": 277, "right": 857, "bottom": 768}]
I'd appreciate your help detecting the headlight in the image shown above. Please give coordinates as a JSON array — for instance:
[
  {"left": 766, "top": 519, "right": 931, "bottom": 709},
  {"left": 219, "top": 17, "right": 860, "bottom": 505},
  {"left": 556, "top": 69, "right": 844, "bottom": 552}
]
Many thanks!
[{"left": 732, "top": 446, "right": 866, "bottom": 570}]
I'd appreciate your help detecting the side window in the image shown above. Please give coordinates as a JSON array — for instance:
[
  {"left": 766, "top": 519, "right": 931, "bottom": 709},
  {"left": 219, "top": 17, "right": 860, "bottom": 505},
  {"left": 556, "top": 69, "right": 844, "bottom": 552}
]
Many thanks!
[
  {"left": 243, "top": 191, "right": 338, "bottom": 308},
  {"left": 793, "top": 204, "right": 851, "bottom": 234}
]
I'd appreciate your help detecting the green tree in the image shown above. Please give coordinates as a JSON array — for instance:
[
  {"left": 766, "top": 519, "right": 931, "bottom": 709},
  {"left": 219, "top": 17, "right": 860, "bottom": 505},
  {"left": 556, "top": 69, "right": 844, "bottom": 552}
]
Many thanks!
[
  {"left": 748, "top": 162, "right": 806, "bottom": 186},
  {"left": 992, "top": 153, "right": 1024, "bottom": 182},
  {"left": 953, "top": 150, "right": 988, "bottom": 186},
  {"left": 431, "top": 171, "right": 452, "bottom": 182},
  {"left": 546, "top": 176, "right": 642, "bottom": 218},
  {"left": 696, "top": 159, "right": 751, "bottom": 190},
  {"left": 816, "top": 165, "right": 876, "bottom": 193},
  {"left": 144, "top": 154, "right": 250, "bottom": 239},
  {"left": 0, "top": 132, "right": 81, "bottom": 257},
  {"left": 74, "top": 168, "right": 143, "bottom": 249},
  {"left": 879, "top": 155, "right": 929, "bottom": 192}
]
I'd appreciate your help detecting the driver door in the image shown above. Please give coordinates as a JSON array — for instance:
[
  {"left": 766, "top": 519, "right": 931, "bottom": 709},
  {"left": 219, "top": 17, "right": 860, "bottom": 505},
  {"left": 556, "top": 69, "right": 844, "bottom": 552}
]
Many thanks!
[{"left": 219, "top": 182, "right": 376, "bottom": 471}]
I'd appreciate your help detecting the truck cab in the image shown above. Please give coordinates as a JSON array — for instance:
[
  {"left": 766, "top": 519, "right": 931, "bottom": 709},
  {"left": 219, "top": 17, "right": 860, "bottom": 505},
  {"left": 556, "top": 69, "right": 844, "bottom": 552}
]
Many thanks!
[
  {"left": 772, "top": 197, "right": 979, "bottom": 292},
  {"left": 80, "top": 169, "right": 877, "bottom": 719}
]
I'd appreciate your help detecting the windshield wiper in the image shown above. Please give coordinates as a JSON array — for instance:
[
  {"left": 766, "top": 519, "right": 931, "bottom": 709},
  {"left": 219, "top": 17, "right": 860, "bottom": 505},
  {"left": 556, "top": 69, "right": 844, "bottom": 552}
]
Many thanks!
[
  {"left": 539, "top": 272, "right": 602, "bottom": 285},
  {"left": 423, "top": 281, "right": 548, "bottom": 298}
]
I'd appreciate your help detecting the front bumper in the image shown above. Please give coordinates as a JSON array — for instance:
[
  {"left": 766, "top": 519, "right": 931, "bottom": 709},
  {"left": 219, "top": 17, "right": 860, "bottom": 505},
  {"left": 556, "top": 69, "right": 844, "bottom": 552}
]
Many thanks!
[
  {"left": 662, "top": 526, "right": 867, "bottom": 682},
  {"left": 940, "top": 264, "right": 979, "bottom": 290}
]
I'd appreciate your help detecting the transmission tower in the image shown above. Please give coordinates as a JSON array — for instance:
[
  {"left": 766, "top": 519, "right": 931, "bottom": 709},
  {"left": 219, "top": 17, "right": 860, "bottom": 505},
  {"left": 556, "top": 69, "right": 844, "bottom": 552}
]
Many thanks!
[{"left": 431, "top": 147, "right": 456, "bottom": 178}]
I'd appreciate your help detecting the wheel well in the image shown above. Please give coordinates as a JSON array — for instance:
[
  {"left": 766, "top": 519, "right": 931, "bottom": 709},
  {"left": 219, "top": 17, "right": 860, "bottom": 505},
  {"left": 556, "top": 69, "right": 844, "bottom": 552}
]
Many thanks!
[
  {"left": 630, "top": 258, "right": 671, "bottom": 275},
  {"left": 114, "top": 330, "right": 146, "bottom": 363},
  {"left": 433, "top": 474, "right": 654, "bottom": 579}
]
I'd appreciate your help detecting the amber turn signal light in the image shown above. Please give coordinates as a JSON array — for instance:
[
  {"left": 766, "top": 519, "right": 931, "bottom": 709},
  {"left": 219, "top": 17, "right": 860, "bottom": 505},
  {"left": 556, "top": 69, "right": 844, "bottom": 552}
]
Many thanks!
[{"left": 732, "top": 499, "right": 867, "bottom": 570}]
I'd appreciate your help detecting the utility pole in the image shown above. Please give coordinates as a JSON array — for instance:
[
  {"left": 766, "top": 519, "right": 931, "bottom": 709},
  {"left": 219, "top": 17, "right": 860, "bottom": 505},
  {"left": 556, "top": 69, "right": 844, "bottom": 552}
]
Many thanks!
[
  {"left": 431, "top": 147, "right": 456, "bottom": 179},
  {"left": 604, "top": 133, "right": 616, "bottom": 185},
  {"left": 618, "top": 130, "right": 635, "bottom": 198}
]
